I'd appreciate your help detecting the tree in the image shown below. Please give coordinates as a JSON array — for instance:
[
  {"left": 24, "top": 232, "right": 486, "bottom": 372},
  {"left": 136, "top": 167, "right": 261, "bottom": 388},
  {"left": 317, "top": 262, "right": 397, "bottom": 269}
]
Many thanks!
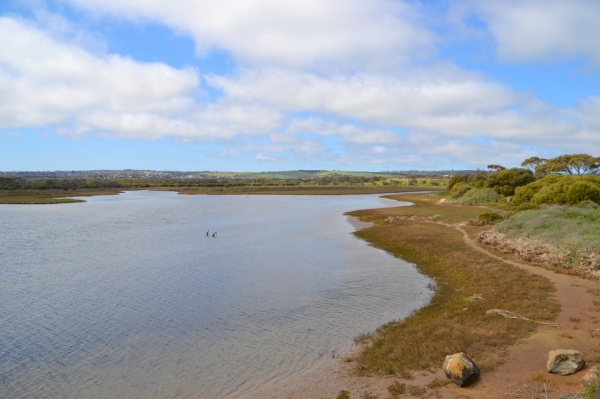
[
  {"left": 447, "top": 174, "right": 464, "bottom": 191},
  {"left": 521, "top": 157, "right": 547, "bottom": 173},
  {"left": 487, "top": 164, "right": 506, "bottom": 171},
  {"left": 486, "top": 168, "right": 535, "bottom": 196},
  {"left": 535, "top": 154, "right": 600, "bottom": 176}
]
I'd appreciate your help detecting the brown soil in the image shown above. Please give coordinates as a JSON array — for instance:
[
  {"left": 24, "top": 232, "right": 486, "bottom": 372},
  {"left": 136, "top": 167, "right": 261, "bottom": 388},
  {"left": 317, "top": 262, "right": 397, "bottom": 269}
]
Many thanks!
[{"left": 251, "top": 219, "right": 600, "bottom": 399}]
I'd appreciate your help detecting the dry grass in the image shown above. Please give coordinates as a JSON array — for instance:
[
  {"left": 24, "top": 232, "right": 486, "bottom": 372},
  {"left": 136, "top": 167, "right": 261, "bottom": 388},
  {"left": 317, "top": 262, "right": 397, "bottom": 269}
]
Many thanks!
[
  {"left": 347, "top": 194, "right": 560, "bottom": 376},
  {"left": 0, "top": 189, "right": 121, "bottom": 204}
]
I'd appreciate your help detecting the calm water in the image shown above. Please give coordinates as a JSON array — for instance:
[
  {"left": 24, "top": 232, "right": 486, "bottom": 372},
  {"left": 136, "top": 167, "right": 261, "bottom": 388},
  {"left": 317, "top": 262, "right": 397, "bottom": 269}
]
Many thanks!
[{"left": 0, "top": 191, "right": 433, "bottom": 399}]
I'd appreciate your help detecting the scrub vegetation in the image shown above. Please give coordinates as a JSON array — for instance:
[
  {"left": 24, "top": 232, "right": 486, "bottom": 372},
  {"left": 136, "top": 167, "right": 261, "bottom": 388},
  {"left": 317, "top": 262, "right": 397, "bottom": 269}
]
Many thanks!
[
  {"left": 337, "top": 154, "right": 598, "bottom": 397},
  {"left": 347, "top": 194, "right": 560, "bottom": 376},
  {"left": 444, "top": 154, "right": 600, "bottom": 272}
]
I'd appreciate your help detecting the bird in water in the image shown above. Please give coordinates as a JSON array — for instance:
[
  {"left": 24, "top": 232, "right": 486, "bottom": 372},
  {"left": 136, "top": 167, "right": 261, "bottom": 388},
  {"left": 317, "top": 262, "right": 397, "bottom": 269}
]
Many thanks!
[
  {"left": 206, "top": 228, "right": 210, "bottom": 236},
  {"left": 212, "top": 232, "right": 217, "bottom": 237}
]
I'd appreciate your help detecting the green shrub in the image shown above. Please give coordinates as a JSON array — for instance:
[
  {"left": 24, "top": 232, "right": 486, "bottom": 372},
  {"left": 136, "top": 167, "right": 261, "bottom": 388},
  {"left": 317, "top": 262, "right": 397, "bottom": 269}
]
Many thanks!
[
  {"left": 486, "top": 168, "right": 535, "bottom": 196},
  {"left": 566, "top": 181, "right": 600, "bottom": 205},
  {"left": 450, "top": 182, "right": 472, "bottom": 198},
  {"left": 449, "top": 188, "right": 505, "bottom": 206},
  {"left": 478, "top": 212, "right": 504, "bottom": 224},
  {"left": 447, "top": 174, "right": 464, "bottom": 191},
  {"left": 513, "top": 175, "right": 600, "bottom": 207},
  {"left": 513, "top": 174, "right": 564, "bottom": 205}
]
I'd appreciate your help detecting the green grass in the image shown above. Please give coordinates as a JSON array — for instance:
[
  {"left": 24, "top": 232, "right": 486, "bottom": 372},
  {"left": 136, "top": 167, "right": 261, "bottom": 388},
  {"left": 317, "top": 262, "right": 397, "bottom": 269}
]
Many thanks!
[{"left": 493, "top": 205, "right": 600, "bottom": 269}]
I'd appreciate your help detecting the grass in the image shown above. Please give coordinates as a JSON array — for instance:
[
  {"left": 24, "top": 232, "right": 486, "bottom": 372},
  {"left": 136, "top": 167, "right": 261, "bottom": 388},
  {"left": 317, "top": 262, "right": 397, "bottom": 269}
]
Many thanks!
[
  {"left": 0, "top": 189, "right": 122, "bottom": 204},
  {"left": 347, "top": 193, "right": 560, "bottom": 375},
  {"left": 0, "top": 196, "right": 84, "bottom": 204},
  {"left": 491, "top": 205, "right": 600, "bottom": 269}
]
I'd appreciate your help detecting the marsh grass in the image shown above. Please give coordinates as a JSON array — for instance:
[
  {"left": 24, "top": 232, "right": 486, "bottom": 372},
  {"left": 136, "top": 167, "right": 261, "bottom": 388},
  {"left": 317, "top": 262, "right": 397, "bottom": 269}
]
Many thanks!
[
  {"left": 0, "top": 189, "right": 122, "bottom": 204},
  {"left": 0, "top": 196, "right": 84, "bottom": 204},
  {"left": 347, "top": 194, "right": 560, "bottom": 375}
]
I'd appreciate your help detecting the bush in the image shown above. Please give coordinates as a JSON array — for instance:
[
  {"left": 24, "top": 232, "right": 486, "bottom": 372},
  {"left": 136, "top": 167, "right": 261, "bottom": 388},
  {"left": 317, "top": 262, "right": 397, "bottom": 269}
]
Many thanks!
[
  {"left": 486, "top": 168, "right": 535, "bottom": 196},
  {"left": 447, "top": 174, "right": 464, "bottom": 191},
  {"left": 513, "top": 174, "right": 564, "bottom": 205},
  {"left": 566, "top": 181, "right": 600, "bottom": 205},
  {"left": 478, "top": 212, "right": 504, "bottom": 224},
  {"left": 449, "top": 188, "right": 506, "bottom": 206},
  {"left": 513, "top": 174, "right": 600, "bottom": 207},
  {"left": 450, "top": 182, "right": 472, "bottom": 198}
]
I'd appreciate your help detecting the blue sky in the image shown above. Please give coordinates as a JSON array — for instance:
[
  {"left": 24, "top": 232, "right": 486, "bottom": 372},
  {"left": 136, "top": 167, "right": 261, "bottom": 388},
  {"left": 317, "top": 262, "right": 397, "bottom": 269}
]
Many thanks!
[{"left": 1, "top": 0, "right": 599, "bottom": 172}]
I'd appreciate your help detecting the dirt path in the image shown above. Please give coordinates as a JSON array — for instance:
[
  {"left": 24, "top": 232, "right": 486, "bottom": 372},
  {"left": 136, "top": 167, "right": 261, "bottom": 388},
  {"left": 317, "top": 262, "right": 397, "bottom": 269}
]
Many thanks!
[{"left": 439, "top": 224, "right": 600, "bottom": 398}]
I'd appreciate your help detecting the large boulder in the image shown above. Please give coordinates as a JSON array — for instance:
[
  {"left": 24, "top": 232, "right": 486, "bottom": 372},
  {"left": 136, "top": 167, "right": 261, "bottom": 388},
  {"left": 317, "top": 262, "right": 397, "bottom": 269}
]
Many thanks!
[
  {"left": 581, "top": 365, "right": 600, "bottom": 390},
  {"left": 443, "top": 352, "right": 480, "bottom": 387},
  {"left": 547, "top": 349, "right": 585, "bottom": 375}
]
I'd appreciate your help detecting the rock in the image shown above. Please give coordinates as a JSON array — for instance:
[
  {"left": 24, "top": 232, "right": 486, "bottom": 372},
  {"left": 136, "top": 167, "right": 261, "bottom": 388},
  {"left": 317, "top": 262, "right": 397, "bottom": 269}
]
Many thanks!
[
  {"left": 547, "top": 349, "right": 585, "bottom": 375},
  {"left": 443, "top": 352, "right": 480, "bottom": 387},
  {"left": 581, "top": 365, "right": 600, "bottom": 390}
]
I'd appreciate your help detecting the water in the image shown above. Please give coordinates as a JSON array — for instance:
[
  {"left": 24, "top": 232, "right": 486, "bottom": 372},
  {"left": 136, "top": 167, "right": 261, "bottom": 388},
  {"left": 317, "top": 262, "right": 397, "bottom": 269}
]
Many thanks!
[{"left": 0, "top": 191, "right": 433, "bottom": 398}]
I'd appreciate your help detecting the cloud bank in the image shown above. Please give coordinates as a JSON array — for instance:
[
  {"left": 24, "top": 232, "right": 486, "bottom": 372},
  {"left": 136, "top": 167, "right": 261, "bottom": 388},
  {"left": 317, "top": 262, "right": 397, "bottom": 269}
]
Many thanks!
[{"left": 1, "top": 0, "right": 600, "bottom": 169}]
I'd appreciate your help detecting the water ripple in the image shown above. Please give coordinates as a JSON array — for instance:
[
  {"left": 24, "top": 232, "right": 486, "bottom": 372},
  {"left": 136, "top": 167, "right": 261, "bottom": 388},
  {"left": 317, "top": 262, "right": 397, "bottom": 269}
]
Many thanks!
[{"left": 0, "top": 191, "right": 432, "bottom": 398}]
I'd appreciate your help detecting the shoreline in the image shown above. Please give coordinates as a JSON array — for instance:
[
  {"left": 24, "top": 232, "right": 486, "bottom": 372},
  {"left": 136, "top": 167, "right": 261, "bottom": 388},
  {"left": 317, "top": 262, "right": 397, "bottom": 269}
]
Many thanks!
[
  {"left": 259, "top": 193, "right": 598, "bottom": 398},
  {"left": 0, "top": 186, "right": 441, "bottom": 204}
]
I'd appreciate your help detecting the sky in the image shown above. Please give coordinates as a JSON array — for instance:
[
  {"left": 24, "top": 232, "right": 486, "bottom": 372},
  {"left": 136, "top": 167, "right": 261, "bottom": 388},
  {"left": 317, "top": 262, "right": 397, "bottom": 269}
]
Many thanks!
[{"left": 1, "top": 0, "right": 600, "bottom": 172}]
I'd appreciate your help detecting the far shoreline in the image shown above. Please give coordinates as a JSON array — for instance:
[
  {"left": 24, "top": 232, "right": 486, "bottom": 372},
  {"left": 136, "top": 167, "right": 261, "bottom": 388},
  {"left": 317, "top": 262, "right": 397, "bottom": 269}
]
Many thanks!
[{"left": 0, "top": 186, "right": 441, "bottom": 204}]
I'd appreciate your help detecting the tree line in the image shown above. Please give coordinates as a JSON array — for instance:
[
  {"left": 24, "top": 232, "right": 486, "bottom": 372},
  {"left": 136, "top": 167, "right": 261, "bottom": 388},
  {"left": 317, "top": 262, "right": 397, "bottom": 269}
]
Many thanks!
[{"left": 447, "top": 154, "right": 600, "bottom": 208}]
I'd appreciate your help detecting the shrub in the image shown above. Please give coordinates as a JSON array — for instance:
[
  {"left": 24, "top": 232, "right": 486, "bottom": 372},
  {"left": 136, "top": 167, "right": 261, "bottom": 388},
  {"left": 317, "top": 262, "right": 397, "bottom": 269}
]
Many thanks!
[
  {"left": 566, "top": 181, "right": 600, "bottom": 205},
  {"left": 450, "top": 188, "right": 506, "bottom": 206},
  {"left": 447, "top": 174, "right": 464, "bottom": 191},
  {"left": 486, "top": 168, "right": 535, "bottom": 196},
  {"left": 513, "top": 174, "right": 564, "bottom": 205},
  {"left": 478, "top": 212, "right": 504, "bottom": 224},
  {"left": 513, "top": 175, "right": 600, "bottom": 207},
  {"left": 450, "top": 182, "right": 472, "bottom": 198}
]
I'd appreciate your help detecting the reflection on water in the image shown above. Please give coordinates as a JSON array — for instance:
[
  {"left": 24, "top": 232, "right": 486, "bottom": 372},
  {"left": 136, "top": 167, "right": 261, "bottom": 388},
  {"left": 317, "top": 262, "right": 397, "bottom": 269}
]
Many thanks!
[{"left": 0, "top": 191, "right": 433, "bottom": 398}]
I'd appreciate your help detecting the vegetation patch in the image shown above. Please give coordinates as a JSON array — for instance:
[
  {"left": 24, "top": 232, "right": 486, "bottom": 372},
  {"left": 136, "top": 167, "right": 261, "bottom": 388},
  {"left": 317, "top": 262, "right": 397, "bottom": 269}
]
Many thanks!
[
  {"left": 479, "top": 206, "right": 600, "bottom": 270},
  {"left": 347, "top": 194, "right": 559, "bottom": 375}
]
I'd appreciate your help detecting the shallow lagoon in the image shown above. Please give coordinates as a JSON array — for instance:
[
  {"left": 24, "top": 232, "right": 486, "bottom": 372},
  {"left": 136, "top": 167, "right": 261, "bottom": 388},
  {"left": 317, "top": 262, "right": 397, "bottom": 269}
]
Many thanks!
[{"left": 0, "top": 191, "right": 433, "bottom": 398}]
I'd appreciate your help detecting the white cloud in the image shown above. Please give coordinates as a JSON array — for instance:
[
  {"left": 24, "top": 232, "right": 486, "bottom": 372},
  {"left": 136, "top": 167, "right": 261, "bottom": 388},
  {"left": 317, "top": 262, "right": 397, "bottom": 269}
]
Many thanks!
[
  {"left": 62, "top": 0, "right": 435, "bottom": 68},
  {"left": 205, "top": 66, "right": 520, "bottom": 126},
  {"left": 0, "top": 17, "right": 198, "bottom": 127},
  {"left": 286, "top": 118, "right": 398, "bottom": 145},
  {"left": 473, "top": 0, "right": 600, "bottom": 63},
  {"left": 0, "top": 17, "right": 284, "bottom": 141}
]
